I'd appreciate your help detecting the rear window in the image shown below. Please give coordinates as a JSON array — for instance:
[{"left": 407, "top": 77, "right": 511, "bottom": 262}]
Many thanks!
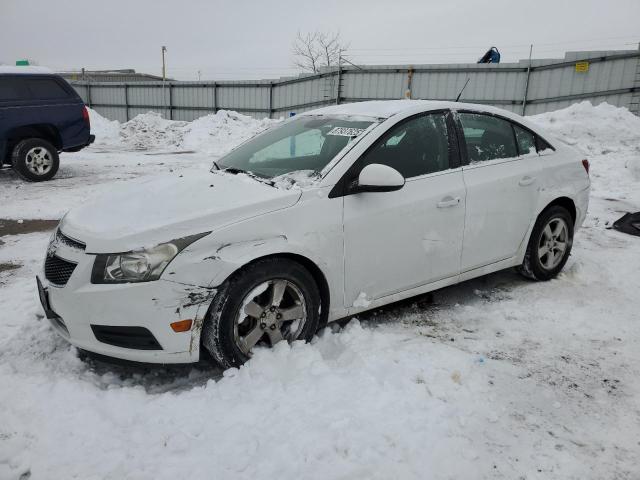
[
  {"left": 26, "top": 77, "right": 71, "bottom": 99},
  {"left": 0, "top": 77, "right": 30, "bottom": 101}
]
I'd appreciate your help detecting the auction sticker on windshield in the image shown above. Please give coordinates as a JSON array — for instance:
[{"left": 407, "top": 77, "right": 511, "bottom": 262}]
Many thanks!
[{"left": 327, "top": 127, "right": 366, "bottom": 137}]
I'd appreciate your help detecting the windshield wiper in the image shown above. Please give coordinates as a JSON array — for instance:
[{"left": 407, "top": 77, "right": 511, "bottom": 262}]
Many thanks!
[
  {"left": 216, "top": 166, "right": 276, "bottom": 187},
  {"left": 210, "top": 162, "right": 252, "bottom": 177},
  {"left": 224, "top": 167, "right": 249, "bottom": 175}
]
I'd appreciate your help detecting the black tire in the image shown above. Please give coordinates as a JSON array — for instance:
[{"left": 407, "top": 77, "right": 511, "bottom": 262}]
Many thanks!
[
  {"left": 11, "top": 138, "right": 60, "bottom": 182},
  {"left": 202, "top": 258, "right": 321, "bottom": 369},
  {"left": 518, "top": 205, "right": 574, "bottom": 281}
]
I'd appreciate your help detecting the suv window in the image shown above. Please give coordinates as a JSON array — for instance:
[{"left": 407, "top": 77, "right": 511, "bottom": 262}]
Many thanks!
[
  {"left": 458, "top": 112, "right": 517, "bottom": 162},
  {"left": 513, "top": 124, "right": 537, "bottom": 156},
  {"left": 0, "top": 77, "right": 30, "bottom": 101},
  {"left": 357, "top": 112, "right": 450, "bottom": 178},
  {"left": 26, "top": 77, "right": 71, "bottom": 100}
]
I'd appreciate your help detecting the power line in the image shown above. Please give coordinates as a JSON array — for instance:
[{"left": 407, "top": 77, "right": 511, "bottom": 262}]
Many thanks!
[{"left": 346, "top": 34, "right": 640, "bottom": 52}]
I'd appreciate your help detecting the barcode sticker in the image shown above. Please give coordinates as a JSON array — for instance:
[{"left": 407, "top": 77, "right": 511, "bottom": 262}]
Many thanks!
[{"left": 327, "top": 127, "right": 366, "bottom": 137}]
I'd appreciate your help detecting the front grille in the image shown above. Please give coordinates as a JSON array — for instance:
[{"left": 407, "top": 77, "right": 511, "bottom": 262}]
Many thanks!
[
  {"left": 90, "top": 325, "right": 163, "bottom": 350},
  {"left": 44, "top": 255, "right": 77, "bottom": 286},
  {"left": 56, "top": 229, "right": 86, "bottom": 250}
]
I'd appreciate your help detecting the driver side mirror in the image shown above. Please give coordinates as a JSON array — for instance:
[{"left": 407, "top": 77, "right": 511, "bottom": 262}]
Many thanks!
[{"left": 351, "top": 163, "right": 405, "bottom": 193}]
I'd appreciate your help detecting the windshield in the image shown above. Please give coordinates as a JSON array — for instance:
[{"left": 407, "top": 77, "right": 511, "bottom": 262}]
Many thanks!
[{"left": 217, "top": 116, "right": 375, "bottom": 178}]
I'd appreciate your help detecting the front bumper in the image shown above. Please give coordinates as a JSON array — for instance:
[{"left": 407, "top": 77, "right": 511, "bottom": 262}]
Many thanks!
[{"left": 37, "top": 238, "right": 214, "bottom": 363}]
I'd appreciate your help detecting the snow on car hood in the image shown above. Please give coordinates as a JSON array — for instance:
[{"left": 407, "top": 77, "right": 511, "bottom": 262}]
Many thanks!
[{"left": 61, "top": 170, "right": 301, "bottom": 253}]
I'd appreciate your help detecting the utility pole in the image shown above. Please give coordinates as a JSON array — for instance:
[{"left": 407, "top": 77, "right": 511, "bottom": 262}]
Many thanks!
[
  {"left": 161, "top": 46, "right": 167, "bottom": 117},
  {"left": 521, "top": 44, "right": 533, "bottom": 116},
  {"left": 161, "top": 46, "right": 167, "bottom": 81},
  {"left": 335, "top": 54, "right": 341, "bottom": 105}
]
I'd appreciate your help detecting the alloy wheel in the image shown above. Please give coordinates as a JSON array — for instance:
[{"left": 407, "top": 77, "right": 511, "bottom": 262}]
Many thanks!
[
  {"left": 234, "top": 279, "right": 308, "bottom": 355},
  {"left": 25, "top": 147, "right": 53, "bottom": 176},
  {"left": 537, "top": 217, "right": 569, "bottom": 270}
]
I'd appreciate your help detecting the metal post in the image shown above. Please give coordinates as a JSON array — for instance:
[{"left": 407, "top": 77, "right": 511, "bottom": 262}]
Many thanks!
[
  {"left": 161, "top": 46, "right": 167, "bottom": 118},
  {"left": 124, "top": 84, "right": 129, "bottom": 121},
  {"left": 335, "top": 55, "right": 342, "bottom": 105},
  {"left": 406, "top": 66, "right": 414, "bottom": 99},
  {"left": 521, "top": 44, "right": 533, "bottom": 115},
  {"left": 268, "top": 82, "right": 274, "bottom": 119},
  {"left": 86, "top": 81, "right": 92, "bottom": 108},
  {"left": 213, "top": 82, "right": 217, "bottom": 113}
]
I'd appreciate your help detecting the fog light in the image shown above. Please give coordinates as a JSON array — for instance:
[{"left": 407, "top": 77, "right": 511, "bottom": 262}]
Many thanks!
[{"left": 170, "top": 319, "right": 193, "bottom": 332}]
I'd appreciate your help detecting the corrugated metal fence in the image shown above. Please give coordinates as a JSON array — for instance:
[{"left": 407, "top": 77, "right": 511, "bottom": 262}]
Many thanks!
[{"left": 70, "top": 49, "right": 640, "bottom": 122}]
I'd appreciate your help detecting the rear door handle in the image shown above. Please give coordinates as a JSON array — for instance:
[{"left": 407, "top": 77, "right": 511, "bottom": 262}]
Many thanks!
[
  {"left": 437, "top": 196, "right": 461, "bottom": 208},
  {"left": 518, "top": 176, "right": 536, "bottom": 186}
]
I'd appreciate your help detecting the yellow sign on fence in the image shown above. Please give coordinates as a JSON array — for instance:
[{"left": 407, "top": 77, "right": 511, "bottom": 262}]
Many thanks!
[{"left": 575, "top": 61, "right": 589, "bottom": 73}]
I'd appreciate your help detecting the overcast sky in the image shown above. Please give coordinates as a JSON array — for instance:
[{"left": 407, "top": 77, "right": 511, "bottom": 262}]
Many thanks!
[{"left": 1, "top": 0, "right": 639, "bottom": 80}]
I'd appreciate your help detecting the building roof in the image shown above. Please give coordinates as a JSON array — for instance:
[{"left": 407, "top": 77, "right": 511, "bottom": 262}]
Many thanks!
[
  {"left": 58, "top": 69, "right": 171, "bottom": 82},
  {"left": 0, "top": 66, "right": 53, "bottom": 75}
]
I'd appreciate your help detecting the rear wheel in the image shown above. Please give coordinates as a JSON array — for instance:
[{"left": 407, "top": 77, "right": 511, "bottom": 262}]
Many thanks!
[
  {"left": 11, "top": 138, "right": 60, "bottom": 182},
  {"left": 202, "top": 258, "right": 321, "bottom": 368},
  {"left": 518, "top": 205, "right": 574, "bottom": 281}
]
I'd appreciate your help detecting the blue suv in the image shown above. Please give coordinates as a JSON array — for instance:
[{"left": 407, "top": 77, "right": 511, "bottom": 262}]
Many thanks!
[{"left": 0, "top": 67, "right": 94, "bottom": 181}]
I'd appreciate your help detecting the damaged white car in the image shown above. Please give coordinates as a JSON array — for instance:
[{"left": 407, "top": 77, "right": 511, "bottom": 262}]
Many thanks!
[{"left": 37, "top": 100, "right": 590, "bottom": 367}]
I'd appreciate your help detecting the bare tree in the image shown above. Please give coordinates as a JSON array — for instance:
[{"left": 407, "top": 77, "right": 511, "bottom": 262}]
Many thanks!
[
  {"left": 292, "top": 31, "right": 322, "bottom": 73},
  {"left": 292, "top": 31, "right": 349, "bottom": 73},
  {"left": 317, "top": 31, "right": 347, "bottom": 69}
]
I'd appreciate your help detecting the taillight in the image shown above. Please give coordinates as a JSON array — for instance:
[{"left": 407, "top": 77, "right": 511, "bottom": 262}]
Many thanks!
[
  {"left": 582, "top": 159, "right": 590, "bottom": 175},
  {"left": 82, "top": 105, "right": 90, "bottom": 128}
]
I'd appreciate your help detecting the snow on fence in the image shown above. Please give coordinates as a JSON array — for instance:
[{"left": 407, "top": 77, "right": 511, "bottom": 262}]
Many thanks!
[{"left": 70, "top": 49, "right": 640, "bottom": 122}]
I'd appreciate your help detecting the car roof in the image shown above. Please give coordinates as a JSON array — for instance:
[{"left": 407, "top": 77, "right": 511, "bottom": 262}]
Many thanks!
[
  {"left": 0, "top": 66, "right": 54, "bottom": 75},
  {"left": 302, "top": 99, "right": 546, "bottom": 135}
]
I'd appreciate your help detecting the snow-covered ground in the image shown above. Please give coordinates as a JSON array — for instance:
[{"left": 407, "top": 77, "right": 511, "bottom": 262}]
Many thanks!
[{"left": 1, "top": 103, "right": 639, "bottom": 479}]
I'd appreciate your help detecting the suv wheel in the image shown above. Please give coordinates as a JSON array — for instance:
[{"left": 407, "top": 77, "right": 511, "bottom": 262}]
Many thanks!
[
  {"left": 518, "top": 205, "right": 574, "bottom": 281},
  {"left": 11, "top": 138, "right": 60, "bottom": 182},
  {"left": 202, "top": 258, "right": 321, "bottom": 368}
]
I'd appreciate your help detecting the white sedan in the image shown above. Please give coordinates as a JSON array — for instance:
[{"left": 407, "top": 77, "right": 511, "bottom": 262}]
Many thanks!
[{"left": 37, "top": 100, "right": 590, "bottom": 367}]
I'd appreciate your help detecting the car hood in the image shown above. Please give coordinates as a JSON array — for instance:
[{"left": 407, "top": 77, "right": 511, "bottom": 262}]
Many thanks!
[{"left": 61, "top": 171, "right": 301, "bottom": 253}]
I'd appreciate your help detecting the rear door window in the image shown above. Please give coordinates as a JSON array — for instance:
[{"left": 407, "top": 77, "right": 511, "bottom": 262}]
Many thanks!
[
  {"left": 26, "top": 77, "right": 71, "bottom": 100},
  {"left": 458, "top": 112, "right": 518, "bottom": 163},
  {"left": 0, "top": 77, "right": 30, "bottom": 101},
  {"left": 513, "top": 124, "right": 537, "bottom": 156}
]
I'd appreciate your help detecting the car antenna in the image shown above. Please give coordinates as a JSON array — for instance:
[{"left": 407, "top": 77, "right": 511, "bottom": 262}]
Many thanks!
[{"left": 455, "top": 78, "right": 471, "bottom": 102}]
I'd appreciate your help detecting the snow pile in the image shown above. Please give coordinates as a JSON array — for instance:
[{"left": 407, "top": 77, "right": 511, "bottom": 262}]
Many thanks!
[
  {"left": 86, "top": 108, "right": 278, "bottom": 154},
  {"left": 529, "top": 101, "right": 640, "bottom": 158},
  {"left": 180, "top": 110, "right": 278, "bottom": 156},
  {"left": 271, "top": 170, "right": 321, "bottom": 190},
  {"left": 119, "top": 112, "right": 188, "bottom": 150},
  {"left": 87, "top": 107, "right": 120, "bottom": 145},
  {"left": 529, "top": 101, "right": 640, "bottom": 202}
]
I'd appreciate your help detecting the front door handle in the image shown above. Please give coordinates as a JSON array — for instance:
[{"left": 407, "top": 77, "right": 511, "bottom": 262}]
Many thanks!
[
  {"left": 518, "top": 176, "right": 536, "bottom": 186},
  {"left": 437, "top": 196, "right": 461, "bottom": 208}
]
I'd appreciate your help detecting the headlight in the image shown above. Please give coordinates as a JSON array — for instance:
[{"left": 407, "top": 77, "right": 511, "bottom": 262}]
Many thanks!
[{"left": 91, "top": 233, "right": 208, "bottom": 284}]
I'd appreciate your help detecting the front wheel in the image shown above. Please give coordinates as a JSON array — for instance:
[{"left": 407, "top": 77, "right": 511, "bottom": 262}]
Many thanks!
[
  {"left": 202, "top": 258, "right": 321, "bottom": 368},
  {"left": 518, "top": 205, "right": 574, "bottom": 281},
  {"left": 11, "top": 138, "right": 60, "bottom": 181}
]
